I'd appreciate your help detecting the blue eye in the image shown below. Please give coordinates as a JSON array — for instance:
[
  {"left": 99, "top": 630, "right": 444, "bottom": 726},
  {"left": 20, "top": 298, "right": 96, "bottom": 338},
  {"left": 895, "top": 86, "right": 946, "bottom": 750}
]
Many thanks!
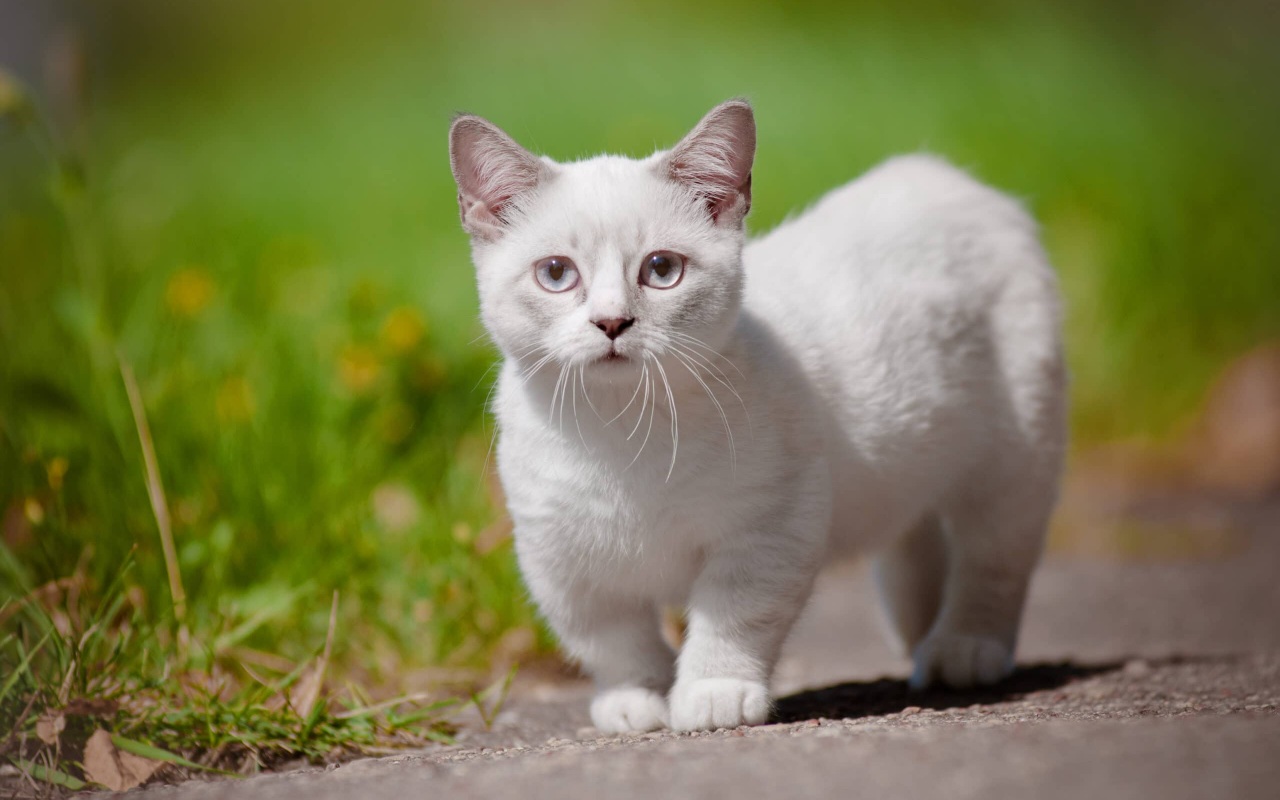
[
  {"left": 640, "top": 251, "right": 686, "bottom": 289},
  {"left": 534, "top": 256, "right": 580, "bottom": 293}
]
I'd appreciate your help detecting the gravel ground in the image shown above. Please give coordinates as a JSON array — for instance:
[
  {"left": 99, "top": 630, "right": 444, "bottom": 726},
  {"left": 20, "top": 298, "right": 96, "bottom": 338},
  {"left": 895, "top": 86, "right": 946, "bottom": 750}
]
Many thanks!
[{"left": 127, "top": 496, "right": 1280, "bottom": 799}]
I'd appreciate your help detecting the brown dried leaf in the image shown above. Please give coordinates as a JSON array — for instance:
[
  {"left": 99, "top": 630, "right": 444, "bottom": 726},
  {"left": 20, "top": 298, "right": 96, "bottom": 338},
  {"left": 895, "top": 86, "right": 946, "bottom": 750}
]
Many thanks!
[
  {"left": 289, "top": 660, "right": 323, "bottom": 719},
  {"left": 35, "top": 713, "right": 66, "bottom": 745},
  {"left": 83, "top": 729, "right": 162, "bottom": 791},
  {"left": 64, "top": 697, "right": 120, "bottom": 717},
  {"left": 290, "top": 592, "right": 338, "bottom": 719}
]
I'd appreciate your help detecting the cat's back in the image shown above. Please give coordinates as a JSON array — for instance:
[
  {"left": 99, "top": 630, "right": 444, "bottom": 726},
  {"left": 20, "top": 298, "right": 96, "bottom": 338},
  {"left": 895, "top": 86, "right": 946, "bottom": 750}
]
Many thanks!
[
  {"left": 744, "top": 153, "right": 1043, "bottom": 318},
  {"left": 743, "top": 153, "right": 1056, "bottom": 374}
]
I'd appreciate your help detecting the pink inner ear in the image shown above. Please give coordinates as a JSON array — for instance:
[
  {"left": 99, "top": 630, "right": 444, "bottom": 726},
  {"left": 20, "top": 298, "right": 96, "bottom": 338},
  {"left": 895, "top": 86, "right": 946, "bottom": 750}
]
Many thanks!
[
  {"left": 450, "top": 116, "right": 542, "bottom": 227},
  {"left": 666, "top": 101, "right": 756, "bottom": 221}
]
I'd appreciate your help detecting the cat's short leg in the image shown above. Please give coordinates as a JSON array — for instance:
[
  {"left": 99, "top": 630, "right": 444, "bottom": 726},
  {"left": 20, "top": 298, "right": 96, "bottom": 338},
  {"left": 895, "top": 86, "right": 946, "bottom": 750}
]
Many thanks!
[
  {"left": 669, "top": 523, "right": 825, "bottom": 731},
  {"left": 873, "top": 513, "right": 947, "bottom": 655},
  {"left": 910, "top": 479, "right": 1054, "bottom": 690},
  {"left": 542, "top": 592, "right": 675, "bottom": 733}
]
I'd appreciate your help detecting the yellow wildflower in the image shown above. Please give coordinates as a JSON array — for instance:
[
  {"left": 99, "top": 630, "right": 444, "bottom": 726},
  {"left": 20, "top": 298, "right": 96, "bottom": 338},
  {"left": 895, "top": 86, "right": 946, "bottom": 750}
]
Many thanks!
[
  {"left": 46, "top": 457, "right": 69, "bottom": 490},
  {"left": 338, "top": 344, "right": 382, "bottom": 394},
  {"left": 23, "top": 498, "right": 44, "bottom": 525},
  {"left": 380, "top": 306, "right": 426, "bottom": 354},
  {"left": 165, "top": 267, "right": 215, "bottom": 319}
]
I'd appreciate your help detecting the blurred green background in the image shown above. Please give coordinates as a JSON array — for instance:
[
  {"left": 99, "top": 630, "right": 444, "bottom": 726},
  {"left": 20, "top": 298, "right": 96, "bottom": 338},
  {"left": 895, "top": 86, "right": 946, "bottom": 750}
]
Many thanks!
[{"left": 2, "top": 0, "right": 1278, "bottom": 682}]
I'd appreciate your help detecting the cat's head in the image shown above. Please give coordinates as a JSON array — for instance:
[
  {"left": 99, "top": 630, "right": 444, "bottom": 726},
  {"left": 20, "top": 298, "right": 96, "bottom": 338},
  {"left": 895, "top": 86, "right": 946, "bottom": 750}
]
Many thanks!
[{"left": 449, "top": 100, "right": 755, "bottom": 385}]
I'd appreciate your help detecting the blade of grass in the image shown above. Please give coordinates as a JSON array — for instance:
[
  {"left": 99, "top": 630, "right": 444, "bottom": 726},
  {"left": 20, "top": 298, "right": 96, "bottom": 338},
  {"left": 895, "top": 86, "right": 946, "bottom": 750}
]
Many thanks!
[
  {"left": 333, "top": 692, "right": 433, "bottom": 721},
  {"left": 294, "top": 591, "right": 338, "bottom": 720},
  {"left": 118, "top": 353, "right": 187, "bottom": 628},
  {"left": 469, "top": 664, "right": 517, "bottom": 729},
  {"left": 111, "top": 734, "right": 240, "bottom": 777},
  {"left": 9, "top": 757, "right": 87, "bottom": 791},
  {"left": 0, "top": 629, "right": 53, "bottom": 705},
  {"left": 421, "top": 728, "right": 456, "bottom": 745}
]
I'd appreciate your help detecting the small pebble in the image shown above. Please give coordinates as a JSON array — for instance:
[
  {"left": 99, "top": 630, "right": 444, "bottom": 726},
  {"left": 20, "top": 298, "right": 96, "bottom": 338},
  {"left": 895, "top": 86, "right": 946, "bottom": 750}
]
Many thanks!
[{"left": 901, "top": 706, "right": 922, "bottom": 716}]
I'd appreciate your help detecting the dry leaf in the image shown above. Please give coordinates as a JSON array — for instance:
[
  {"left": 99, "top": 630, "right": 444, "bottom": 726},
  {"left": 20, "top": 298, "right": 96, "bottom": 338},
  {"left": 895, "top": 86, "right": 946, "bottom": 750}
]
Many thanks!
[
  {"left": 290, "top": 592, "right": 339, "bottom": 718},
  {"left": 289, "top": 660, "right": 324, "bottom": 719},
  {"left": 83, "top": 729, "right": 162, "bottom": 791},
  {"left": 35, "top": 713, "right": 66, "bottom": 745},
  {"left": 64, "top": 697, "right": 120, "bottom": 717}
]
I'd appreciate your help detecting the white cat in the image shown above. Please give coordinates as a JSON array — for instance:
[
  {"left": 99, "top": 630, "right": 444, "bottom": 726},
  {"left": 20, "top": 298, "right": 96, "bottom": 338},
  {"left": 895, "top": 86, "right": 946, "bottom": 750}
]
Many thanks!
[{"left": 448, "top": 100, "right": 1066, "bottom": 733}]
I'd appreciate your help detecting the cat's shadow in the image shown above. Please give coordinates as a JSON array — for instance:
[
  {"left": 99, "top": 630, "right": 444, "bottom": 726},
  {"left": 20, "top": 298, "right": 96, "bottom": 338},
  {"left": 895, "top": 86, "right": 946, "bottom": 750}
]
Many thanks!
[{"left": 771, "top": 661, "right": 1120, "bottom": 723}]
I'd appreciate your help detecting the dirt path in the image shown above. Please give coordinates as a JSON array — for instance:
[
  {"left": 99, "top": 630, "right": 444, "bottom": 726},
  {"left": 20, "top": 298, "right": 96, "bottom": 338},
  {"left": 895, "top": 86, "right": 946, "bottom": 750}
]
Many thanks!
[{"left": 131, "top": 498, "right": 1280, "bottom": 799}]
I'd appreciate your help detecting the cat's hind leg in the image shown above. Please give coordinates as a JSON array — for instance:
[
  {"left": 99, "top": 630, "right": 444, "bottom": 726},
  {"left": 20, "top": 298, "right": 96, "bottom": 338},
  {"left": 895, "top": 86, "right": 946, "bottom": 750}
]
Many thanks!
[
  {"left": 872, "top": 513, "right": 947, "bottom": 656},
  {"left": 908, "top": 471, "right": 1056, "bottom": 690}
]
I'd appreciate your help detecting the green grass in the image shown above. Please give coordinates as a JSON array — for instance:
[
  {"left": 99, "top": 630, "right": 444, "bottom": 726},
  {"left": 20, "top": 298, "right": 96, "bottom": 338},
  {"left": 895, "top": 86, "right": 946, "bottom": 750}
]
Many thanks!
[
  {"left": 0, "top": 551, "right": 470, "bottom": 792},
  {"left": 2, "top": 0, "right": 1279, "bottom": 790}
]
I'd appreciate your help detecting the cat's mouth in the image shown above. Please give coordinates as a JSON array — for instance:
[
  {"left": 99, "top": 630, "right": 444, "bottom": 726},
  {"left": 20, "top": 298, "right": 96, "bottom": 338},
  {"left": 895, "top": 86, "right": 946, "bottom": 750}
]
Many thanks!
[{"left": 594, "top": 345, "right": 633, "bottom": 365}]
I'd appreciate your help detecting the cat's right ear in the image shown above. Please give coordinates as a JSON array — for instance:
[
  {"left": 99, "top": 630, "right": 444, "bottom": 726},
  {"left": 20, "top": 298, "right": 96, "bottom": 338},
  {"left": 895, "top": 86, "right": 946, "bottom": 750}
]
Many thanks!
[{"left": 449, "top": 115, "right": 546, "bottom": 241}]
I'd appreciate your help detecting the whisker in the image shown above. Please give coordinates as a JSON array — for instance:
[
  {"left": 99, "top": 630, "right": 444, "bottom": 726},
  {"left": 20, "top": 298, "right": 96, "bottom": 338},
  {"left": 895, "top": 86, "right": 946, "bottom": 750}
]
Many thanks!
[
  {"left": 666, "top": 342, "right": 753, "bottom": 443},
  {"left": 572, "top": 365, "right": 589, "bottom": 448},
  {"left": 481, "top": 411, "right": 501, "bottom": 488},
  {"left": 627, "top": 356, "right": 658, "bottom": 469},
  {"left": 549, "top": 363, "right": 569, "bottom": 428},
  {"left": 668, "top": 331, "right": 746, "bottom": 380},
  {"left": 671, "top": 349, "right": 737, "bottom": 474},
  {"left": 626, "top": 361, "right": 651, "bottom": 441},
  {"left": 558, "top": 362, "right": 571, "bottom": 435},
  {"left": 669, "top": 342, "right": 745, "bottom": 407},
  {"left": 472, "top": 360, "right": 503, "bottom": 394},
  {"left": 580, "top": 365, "right": 605, "bottom": 422},
  {"left": 652, "top": 357, "right": 679, "bottom": 482},
  {"left": 482, "top": 372, "right": 501, "bottom": 428},
  {"left": 522, "top": 351, "right": 557, "bottom": 383},
  {"left": 609, "top": 365, "right": 648, "bottom": 427},
  {"left": 474, "top": 339, "right": 540, "bottom": 394}
]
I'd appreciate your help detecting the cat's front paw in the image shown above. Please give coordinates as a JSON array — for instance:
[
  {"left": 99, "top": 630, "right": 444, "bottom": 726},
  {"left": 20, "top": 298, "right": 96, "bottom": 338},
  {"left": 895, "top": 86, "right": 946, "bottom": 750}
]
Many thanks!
[
  {"left": 909, "top": 632, "right": 1013, "bottom": 690},
  {"left": 669, "top": 678, "right": 771, "bottom": 731},
  {"left": 590, "top": 687, "right": 669, "bottom": 733}
]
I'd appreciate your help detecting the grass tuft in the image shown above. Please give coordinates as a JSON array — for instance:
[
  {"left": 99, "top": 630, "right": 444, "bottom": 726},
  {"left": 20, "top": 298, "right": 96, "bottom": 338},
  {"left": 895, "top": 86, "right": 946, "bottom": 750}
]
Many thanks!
[{"left": 0, "top": 564, "right": 461, "bottom": 795}]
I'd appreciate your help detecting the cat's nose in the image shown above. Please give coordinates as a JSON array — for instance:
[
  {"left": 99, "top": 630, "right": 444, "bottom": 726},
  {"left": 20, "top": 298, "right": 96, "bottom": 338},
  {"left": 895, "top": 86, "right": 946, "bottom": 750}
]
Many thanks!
[{"left": 593, "top": 317, "right": 635, "bottom": 341}]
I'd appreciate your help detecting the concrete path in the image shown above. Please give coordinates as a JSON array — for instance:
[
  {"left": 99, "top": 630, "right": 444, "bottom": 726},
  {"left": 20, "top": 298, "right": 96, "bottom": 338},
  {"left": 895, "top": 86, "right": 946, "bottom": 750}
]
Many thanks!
[{"left": 133, "top": 496, "right": 1280, "bottom": 799}]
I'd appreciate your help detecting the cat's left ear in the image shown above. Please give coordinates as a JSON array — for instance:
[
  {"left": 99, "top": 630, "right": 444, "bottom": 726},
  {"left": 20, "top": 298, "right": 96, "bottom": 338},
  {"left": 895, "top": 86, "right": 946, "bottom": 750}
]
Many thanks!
[
  {"left": 661, "top": 99, "right": 756, "bottom": 226},
  {"left": 449, "top": 115, "right": 547, "bottom": 241}
]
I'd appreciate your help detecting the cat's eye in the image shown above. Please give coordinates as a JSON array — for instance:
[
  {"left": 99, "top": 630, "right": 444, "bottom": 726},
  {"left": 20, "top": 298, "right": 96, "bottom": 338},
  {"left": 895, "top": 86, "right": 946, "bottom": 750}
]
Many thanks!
[
  {"left": 533, "top": 256, "right": 580, "bottom": 293},
  {"left": 639, "top": 251, "right": 686, "bottom": 290}
]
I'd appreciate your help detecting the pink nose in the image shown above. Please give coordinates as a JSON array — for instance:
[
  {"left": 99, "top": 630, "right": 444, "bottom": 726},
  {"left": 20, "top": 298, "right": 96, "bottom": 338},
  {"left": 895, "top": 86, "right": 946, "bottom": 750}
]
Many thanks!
[{"left": 593, "top": 317, "right": 635, "bottom": 341}]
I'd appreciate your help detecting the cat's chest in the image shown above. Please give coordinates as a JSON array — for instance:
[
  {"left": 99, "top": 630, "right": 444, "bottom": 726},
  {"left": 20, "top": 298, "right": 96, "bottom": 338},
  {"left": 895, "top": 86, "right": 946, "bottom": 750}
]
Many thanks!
[
  {"left": 501, "top": 430, "right": 726, "bottom": 538},
  {"left": 496, "top": 419, "right": 736, "bottom": 592}
]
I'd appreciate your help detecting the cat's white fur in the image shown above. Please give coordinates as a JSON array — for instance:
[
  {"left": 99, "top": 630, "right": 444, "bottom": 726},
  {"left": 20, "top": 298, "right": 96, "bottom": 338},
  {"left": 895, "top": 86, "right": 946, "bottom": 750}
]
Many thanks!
[{"left": 449, "top": 100, "right": 1066, "bottom": 733}]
